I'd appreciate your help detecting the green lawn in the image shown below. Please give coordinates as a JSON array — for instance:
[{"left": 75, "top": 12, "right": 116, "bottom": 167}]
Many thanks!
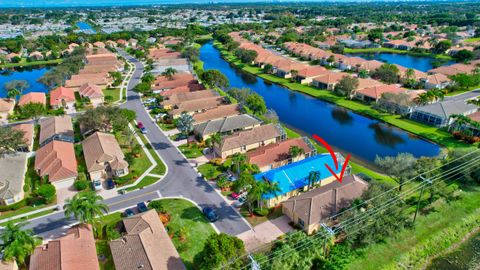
[
  {"left": 137, "top": 132, "right": 166, "bottom": 176},
  {"left": 198, "top": 163, "right": 224, "bottom": 180},
  {"left": 0, "top": 58, "right": 62, "bottom": 68},
  {"left": 178, "top": 143, "right": 204, "bottom": 159},
  {"left": 346, "top": 187, "right": 480, "bottom": 270},
  {"left": 214, "top": 41, "right": 470, "bottom": 150},
  {"left": 149, "top": 198, "right": 216, "bottom": 269},
  {"left": 115, "top": 132, "right": 152, "bottom": 186},
  {"left": 95, "top": 212, "right": 122, "bottom": 270},
  {"left": 123, "top": 176, "right": 160, "bottom": 192},
  {"left": 102, "top": 87, "right": 121, "bottom": 104},
  {"left": 464, "top": 37, "right": 480, "bottom": 43},
  {"left": 0, "top": 208, "right": 56, "bottom": 225}
]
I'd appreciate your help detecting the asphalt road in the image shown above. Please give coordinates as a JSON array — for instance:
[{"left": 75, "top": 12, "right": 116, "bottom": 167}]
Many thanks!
[{"left": 20, "top": 49, "right": 251, "bottom": 239}]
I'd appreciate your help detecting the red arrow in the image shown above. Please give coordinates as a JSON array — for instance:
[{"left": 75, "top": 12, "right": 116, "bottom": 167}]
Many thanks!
[
  {"left": 312, "top": 134, "right": 351, "bottom": 183},
  {"left": 325, "top": 154, "right": 351, "bottom": 183}
]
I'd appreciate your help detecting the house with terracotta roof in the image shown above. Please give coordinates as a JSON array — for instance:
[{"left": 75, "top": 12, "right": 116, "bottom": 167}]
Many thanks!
[
  {"left": 311, "top": 72, "right": 349, "bottom": 90},
  {"left": 282, "top": 174, "right": 368, "bottom": 234},
  {"left": 247, "top": 137, "right": 316, "bottom": 172},
  {"left": 29, "top": 225, "right": 99, "bottom": 270},
  {"left": 0, "top": 98, "right": 15, "bottom": 124},
  {"left": 421, "top": 73, "right": 452, "bottom": 89},
  {"left": 193, "top": 114, "right": 262, "bottom": 140},
  {"left": 28, "top": 51, "right": 43, "bottom": 61},
  {"left": 162, "top": 90, "right": 218, "bottom": 110},
  {"left": 49, "top": 86, "right": 75, "bottom": 110},
  {"left": 357, "top": 60, "right": 384, "bottom": 73},
  {"left": 12, "top": 123, "right": 34, "bottom": 152},
  {"left": 338, "top": 57, "right": 367, "bottom": 71},
  {"left": 169, "top": 96, "right": 226, "bottom": 118},
  {"left": 355, "top": 84, "right": 406, "bottom": 103},
  {"left": 254, "top": 153, "right": 348, "bottom": 208},
  {"left": 39, "top": 116, "right": 74, "bottom": 146},
  {"left": 78, "top": 83, "right": 104, "bottom": 107},
  {"left": 35, "top": 140, "right": 77, "bottom": 189},
  {"left": 214, "top": 124, "right": 285, "bottom": 159},
  {"left": 18, "top": 92, "right": 46, "bottom": 107},
  {"left": 192, "top": 104, "right": 243, "bottom": 124},
  {"left": 295, "top": 66, "right": 329, "bottom": 84},
  {"left": 0, "top": 153, "right": 28, "bottom": 205},
  {"left": 82, "top": 132, "right": 129, "bottom": 182},
  {"left": 273, "top": 60, "right": 308, "bottom": 79},
  {"left": 109, "top": 210, "right": 186, "bottom": 270},
  {"left": 151, "top": 72, "right": 197, "bottom": 91}
]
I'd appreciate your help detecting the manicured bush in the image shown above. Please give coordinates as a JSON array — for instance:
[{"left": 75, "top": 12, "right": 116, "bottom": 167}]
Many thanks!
[
  {"left": 74, "top": 180, "right": 90, "bottom": 191},
  {"left": 36, "top": 184, "right": 56, "bottom": 203}
]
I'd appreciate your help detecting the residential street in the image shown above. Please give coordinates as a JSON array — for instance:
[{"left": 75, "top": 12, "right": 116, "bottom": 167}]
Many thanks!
[{"left": 20, "top": 49, "right": 251, "bottom": 239}]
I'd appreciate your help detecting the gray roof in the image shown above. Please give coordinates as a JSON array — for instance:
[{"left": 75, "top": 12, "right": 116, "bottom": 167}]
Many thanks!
[
  {"left": 0, "top": 152, "right": 27, "bottom": 201},
  {"left": 414, "top": 99, "right": 479, "bottom": 119},
  {"left": 193, "top": 114, "right": 262, "bottom": 137}
]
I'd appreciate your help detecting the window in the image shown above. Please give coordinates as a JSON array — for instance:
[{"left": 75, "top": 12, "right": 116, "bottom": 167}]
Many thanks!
[{"left": 298, "top": 218, "right": 305, "bottom": 228}]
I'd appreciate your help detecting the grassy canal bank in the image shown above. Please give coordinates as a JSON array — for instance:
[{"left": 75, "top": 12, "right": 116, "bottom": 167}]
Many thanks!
[{"left": 213, "top": 41, "right": 472, "bottom": 150}]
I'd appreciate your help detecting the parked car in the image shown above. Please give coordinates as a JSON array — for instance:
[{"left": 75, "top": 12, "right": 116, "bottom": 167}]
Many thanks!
[
  {"left": 140, "top": 127, "right": 148, "bottom": 134},
  {"left": 92, "top": 180, "right": 102, "bottom": 191},
  {"left": 124, "top": 208, "right": 135, "bottom": 217},
  {"left": 106, "top": 179, "right": 115, "bottom": 190},
  {"left": 202, "top": 207, "right": 219, "bottom": 222},
  {"left": 137, "top": 202, "right": 148, "bottom": 213},
  {"left": 231, "top": 192, "right": 241, "bottom": 200},
  {"left": 137, "top": 122, "right": 144, "bottom": 129},
  {"left": 233, "top": 197, "right": 246, "bottom": 208}
]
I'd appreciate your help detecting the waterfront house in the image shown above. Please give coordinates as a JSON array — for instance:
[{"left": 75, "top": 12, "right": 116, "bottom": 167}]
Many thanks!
[
  {"left": 30, "top": 225, "right": 99, "bottom": 270},
  {"left": 214, "top": 124, "right": 286, "bottom": 159},
  {"left": 49, "top": 86, "right": 76, "bottom": 110},
  {"left": 282, "top": 174, "right": 368, "bottom": 234},
  {"left": 78, "top": 83, "right": 104, "bottom": 107},
  {"left": 254, "top": 153, "right": 349, "bottom": 208},
  {"left": 109, "top": 210, "right": 186, "bottom": 270},
  {"left": 169, "top": 96, "right": 226, "bottom": 118},
  {"left": 35, "top": 140, "right": 78, "bottom": 190},
  {"left": 193, "top": 114, "right": 262, "bottom": 140},
  {"left": 12, "top": 123, "right": 34, "bottom": 152},
  {"left": 82, "top": 132, "right": 128, "bottom": 182},
  {"left": 273, "top": 60, "right": 308, "bottom": 79},
  {"left": 0, "top": 153, "right": 28, "bottom": 205},
  {"left": 18, "top": 92, "right": 46, "bottom": 107},
  {"left": 0, "top": 98, "right": 15, "bottom": 124},
  {"left": 39, "top": 116, "right": 74, "bottom": 146},
  {"left": 247, "top": 137, "right": 316, "bottom": 172},
  {"left": 161, "top": 90, "right": 218, "bottom": 110},
  {"left": 151, "top": 72, "right": 197, "bottom": 91},
  {"left": 357, "top": 60, "right": 384, "bottom": 73},
  {"left": 410, "top": 98, "right": 479, "bottom": 127},
  {"left": 311, "top": 72, "right": 349, "bottom": 90},
  {"left": 192, "top": 104, "right": 243, "bottom": 124},
  {"left": 159, "top": 83, "right": 205, "bottom": 97},
  {"left": 295, "top": 66, "right": 329, "bottom": 84},
  {"left": 355, "top": 84, "right": 407, "bottom": 103},
  {"left": 421, "top": 73, "right": 452, "bottom": 89},
  {"left": 338, "top": 57, "right": 367, "bottom": 71}
]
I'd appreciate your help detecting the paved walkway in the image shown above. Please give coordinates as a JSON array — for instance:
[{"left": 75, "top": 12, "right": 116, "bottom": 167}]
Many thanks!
[{"left": 237, "top": 215, "right": 293, "bottom": 252}]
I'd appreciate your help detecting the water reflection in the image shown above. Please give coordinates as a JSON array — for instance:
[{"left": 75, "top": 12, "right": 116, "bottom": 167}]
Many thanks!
[
  {"left": 369, "top": 123, "right": 406, "bottom": 148},
  {"left": 331, "top": 108, "right": 353, "bottom": 126}
]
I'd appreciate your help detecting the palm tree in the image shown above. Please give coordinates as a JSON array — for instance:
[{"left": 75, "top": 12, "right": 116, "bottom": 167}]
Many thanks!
[
  {"left": 430, "top": 88, "right": 445, "bottom": 102},
  {"left": 290, "top": 69, "right": 298, "bottom": 82},
  {"left": 307, "top": 171, "right": 321, "bottom": 190},
  {"left": 6, "top": 88, "right": 21, "bottom": 100},
  {"left": 415, "top": 93, "right": 430, "bottom": 105},
  {"left": 161, "top": 67, "right": 177, "bottom": 80},
  {"left": 467, "top": 98, "right": 480, "bottom": 106},
  {"left": 0, "top": 221, "right": 41, "bottom": 266},
  {"left": 231, "top": 153, "right": 247, "bottom": 174},
  {"left": 176, "top": 112, "right": 194, "bottom": 141},
  {"left": 63, "top": 191, "right": 109, "bottom": 226},
  {"left": 289, "top": 145, "right": 305, "bottom": 159}
]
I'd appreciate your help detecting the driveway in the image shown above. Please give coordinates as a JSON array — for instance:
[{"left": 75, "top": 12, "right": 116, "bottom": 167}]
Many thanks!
[
  {"left": 19, "top": 49, "right": 251, "bottom": 239},
  {"left": 237, "top": 215, "right": 293, "bottom": 252}
]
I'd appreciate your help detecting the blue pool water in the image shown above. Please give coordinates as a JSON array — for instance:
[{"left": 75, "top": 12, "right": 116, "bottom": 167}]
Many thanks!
[
  {"left": 0, "top": 67, "right": 50, "bottom": 98},
  {"left": 200, "top": 42, "right": 441, "bottom": 163},
  {"left": 347, "top": 52, "right": 452, "bottom": 72}
]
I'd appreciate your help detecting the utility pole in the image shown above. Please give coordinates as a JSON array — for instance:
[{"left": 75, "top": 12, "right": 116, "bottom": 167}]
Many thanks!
[
  {"left": 413, "top": 176, "right": 432, "bottom": 224},
  {"left": 320, "top": 223, "right": 335, "bottom": 257}
]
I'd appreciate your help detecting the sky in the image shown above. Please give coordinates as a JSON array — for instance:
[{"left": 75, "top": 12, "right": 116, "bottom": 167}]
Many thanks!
[{"left": 0, "top": 0, "right": 456, "bottom": 8}]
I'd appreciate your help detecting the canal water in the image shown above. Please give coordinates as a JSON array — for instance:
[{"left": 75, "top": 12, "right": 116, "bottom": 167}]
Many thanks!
[
  {"left": 427, "top": 230, "right": 480, "bottom": 270},
  {"left": 0, "top": 67, "right": 50, "bottom": 98},
  {"left": 200, "top": 42, "right": 440, "bottom": 163},
  {"left": 347, "top": 52, "right": 452, "bottom": 72}
]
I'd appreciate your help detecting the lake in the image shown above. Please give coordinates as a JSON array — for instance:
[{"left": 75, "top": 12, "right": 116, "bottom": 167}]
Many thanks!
[
  {"left": 76, "top": 22, "right": 96, "bottom": 33},
  {"left": 347, "top": 52, "right": 452, "bottom": 72},
  {"left": 200, "top": 42, "right": 440, "bottom": 164},
  {"left": 0, "top": 67, "right": 50, "bottom": 98}
]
